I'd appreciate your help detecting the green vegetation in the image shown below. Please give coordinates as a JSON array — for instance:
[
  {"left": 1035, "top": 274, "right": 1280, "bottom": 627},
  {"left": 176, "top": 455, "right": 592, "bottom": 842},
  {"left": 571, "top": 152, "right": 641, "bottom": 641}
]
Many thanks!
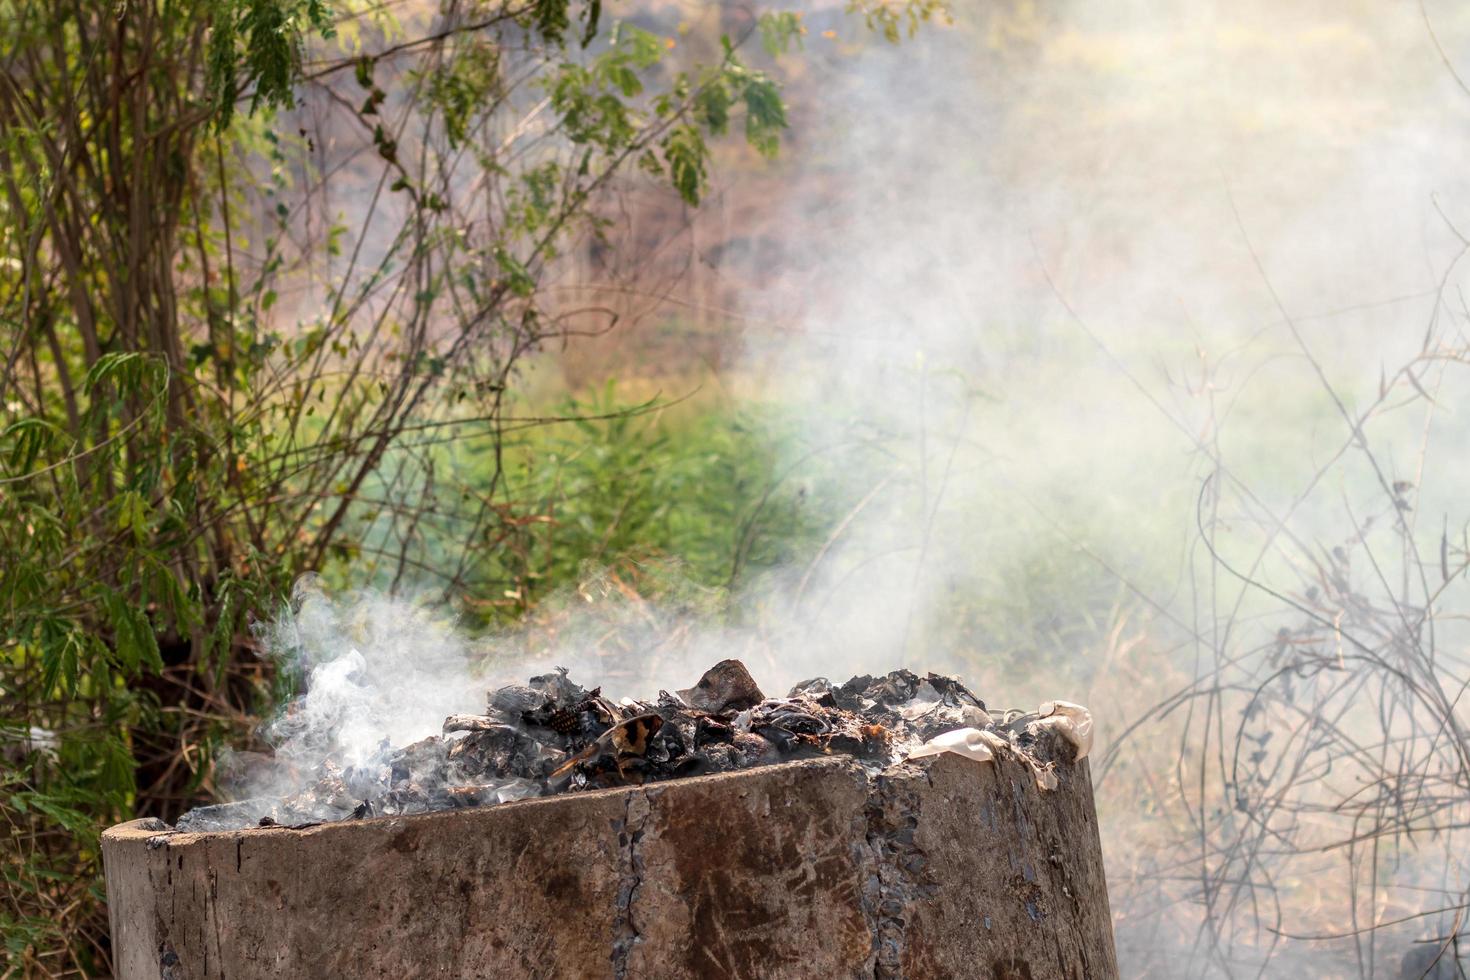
[
  {"left": 326, "top": 383, "right": 829, "bottom": 618},
  {"left": 0, "top": 0, "right": 962, "bottom": 970},
  {"left": 0, "top": 0, "right": 817, "bottom": 971}
]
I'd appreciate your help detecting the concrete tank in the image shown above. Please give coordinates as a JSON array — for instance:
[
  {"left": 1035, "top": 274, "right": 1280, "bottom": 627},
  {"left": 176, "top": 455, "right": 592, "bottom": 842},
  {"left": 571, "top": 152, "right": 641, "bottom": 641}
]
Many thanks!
[{"left": 103, "top": 750, "right": 1118, "bottom": 979}]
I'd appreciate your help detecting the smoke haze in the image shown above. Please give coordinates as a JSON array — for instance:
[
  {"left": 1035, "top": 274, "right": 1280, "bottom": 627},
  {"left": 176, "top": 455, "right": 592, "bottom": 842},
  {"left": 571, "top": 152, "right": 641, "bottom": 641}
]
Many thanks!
[{"left": 243, "top": 1, "right": 1470, "bottom": 974}]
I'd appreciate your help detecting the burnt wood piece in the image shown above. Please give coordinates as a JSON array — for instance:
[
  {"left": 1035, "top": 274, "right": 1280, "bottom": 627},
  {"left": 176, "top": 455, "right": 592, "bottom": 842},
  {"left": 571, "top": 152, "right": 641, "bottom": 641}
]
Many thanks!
[{"left": 677, "top": 658, "right": 766, "bottom": 713}]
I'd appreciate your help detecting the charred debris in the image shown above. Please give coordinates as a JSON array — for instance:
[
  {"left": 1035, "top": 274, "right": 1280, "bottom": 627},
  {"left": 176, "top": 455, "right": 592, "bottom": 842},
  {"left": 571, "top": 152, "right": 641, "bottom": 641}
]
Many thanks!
[{"left": 175, "top": 661, "right": 1067, "bottom": 833}]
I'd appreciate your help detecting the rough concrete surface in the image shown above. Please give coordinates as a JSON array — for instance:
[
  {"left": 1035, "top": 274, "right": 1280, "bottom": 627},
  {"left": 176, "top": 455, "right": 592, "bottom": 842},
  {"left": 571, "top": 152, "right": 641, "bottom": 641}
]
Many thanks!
[{"left": 104, "top": 749, "right": 1118, "bottom": 979}]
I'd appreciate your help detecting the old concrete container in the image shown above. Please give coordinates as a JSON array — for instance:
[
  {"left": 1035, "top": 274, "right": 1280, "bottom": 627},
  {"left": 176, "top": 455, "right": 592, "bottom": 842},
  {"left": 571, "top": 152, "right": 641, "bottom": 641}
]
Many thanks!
[{"left": 103, "top": 746, "right": 1118, "bottom": 979}]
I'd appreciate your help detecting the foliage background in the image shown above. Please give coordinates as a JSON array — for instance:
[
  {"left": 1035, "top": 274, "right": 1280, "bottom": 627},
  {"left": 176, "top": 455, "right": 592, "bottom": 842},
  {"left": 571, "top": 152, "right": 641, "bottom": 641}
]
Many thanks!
[
  {"left": 0, "top": 0, "right": 880, "bottom": 971},
  {"left": 10, "top": 0, "right": 1470, "bottom": 977}
]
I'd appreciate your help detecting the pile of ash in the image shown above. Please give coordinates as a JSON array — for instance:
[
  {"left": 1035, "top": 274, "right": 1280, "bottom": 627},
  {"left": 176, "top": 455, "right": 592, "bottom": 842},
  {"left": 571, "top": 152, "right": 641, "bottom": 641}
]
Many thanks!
[{"left": 175, "top": 660, "right": 1079, "bottom": 833}]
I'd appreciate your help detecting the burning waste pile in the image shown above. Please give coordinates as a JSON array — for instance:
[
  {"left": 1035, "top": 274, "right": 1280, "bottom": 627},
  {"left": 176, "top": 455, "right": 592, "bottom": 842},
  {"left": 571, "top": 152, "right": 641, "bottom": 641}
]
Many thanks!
[{"left": 175, "top": 658, "right": 1093, "bottom": 833}]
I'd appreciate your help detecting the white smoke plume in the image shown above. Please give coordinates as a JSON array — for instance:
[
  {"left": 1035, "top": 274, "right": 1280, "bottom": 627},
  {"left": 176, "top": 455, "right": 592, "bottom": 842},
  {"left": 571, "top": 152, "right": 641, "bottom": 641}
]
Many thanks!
[
  {"left": 229, "top": 1, "right": 1470, "bottom": 974},
  {"left": 731, "top": 3, "right": 1470, "bottom": 976},
  {"left": 251, "top": 576, "right": 487, "bottom": 771}
]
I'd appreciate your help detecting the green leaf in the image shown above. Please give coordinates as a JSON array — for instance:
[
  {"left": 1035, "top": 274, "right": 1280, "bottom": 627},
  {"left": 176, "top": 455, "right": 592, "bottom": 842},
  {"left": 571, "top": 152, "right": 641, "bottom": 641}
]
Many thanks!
[
  {"left": 758, "top": 12, "right": 804, "bottom": 56},
  {"left": 100, "top": 587, "right": 163, "bottom": 676},
  {"left": 116, "top": 490, "right": 149, "bottom": 540},
  {"left": 83, "top": 351, "right": 157, "bottom": 398},
  {"left": 38, "top": 624, "right": 84, "bottom": 697},
  {"left": 2, "top": 417, "right": 60, "bottom": 473},
  {"left": 581, "top": 0, "right": 602, "bottom": 47},
  {"left": 493, "top": 246, "right": 536, "bottom": 297},
  {"left": 663, "top": 125, "right": 708, "bottom": 206},
  {"left": 742, "top": 77, "right": 787, "bottom": 157},
  {"left": 533, "top": 0, "right": 571, "bottom": 44},
  {"left": 696, "top": 80, "right": 732, "bottom": 136}
]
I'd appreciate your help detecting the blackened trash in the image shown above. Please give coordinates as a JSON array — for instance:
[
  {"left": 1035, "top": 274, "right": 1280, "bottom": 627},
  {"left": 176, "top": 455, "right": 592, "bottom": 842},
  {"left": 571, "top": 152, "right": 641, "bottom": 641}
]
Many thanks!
[{"left": 174, "top": 661, "right": 1078, "bottom": 832}]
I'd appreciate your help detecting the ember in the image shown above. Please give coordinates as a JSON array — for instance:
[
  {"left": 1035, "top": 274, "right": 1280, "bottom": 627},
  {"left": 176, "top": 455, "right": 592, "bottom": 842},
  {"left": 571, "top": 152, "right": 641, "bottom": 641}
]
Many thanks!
[{"left": 176, "top": 659, "right": 1087, "bottom": 832}]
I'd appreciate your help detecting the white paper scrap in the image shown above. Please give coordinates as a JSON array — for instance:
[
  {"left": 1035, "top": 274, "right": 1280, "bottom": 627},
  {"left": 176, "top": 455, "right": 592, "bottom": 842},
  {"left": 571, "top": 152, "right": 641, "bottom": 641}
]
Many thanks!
[
  {"left": 905, "top": 727, "right": 995, "bottom": 764},
  {"left": 1036, "top": 700, "right": 1094, "bottom": 761}
]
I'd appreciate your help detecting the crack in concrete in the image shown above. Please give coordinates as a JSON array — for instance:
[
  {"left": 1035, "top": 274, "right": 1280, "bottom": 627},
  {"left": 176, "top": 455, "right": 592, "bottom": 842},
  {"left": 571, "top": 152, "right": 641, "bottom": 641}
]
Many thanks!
[
  {"left": 863, "top": 769, "right": 933, "bottom": 980},
  {"left": 611, "top": 789, "right": 651, "bottom": 979}
]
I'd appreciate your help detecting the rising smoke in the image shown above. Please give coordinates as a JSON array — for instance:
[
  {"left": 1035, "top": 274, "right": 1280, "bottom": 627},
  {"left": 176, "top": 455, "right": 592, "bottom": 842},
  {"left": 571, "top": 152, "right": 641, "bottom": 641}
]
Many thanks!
[
  {"left": 242, "top": 1, "right": 1470, "bottom": 975},
  {"left": 741, "top": 2, "right": 1470, "bottom": 976}
]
